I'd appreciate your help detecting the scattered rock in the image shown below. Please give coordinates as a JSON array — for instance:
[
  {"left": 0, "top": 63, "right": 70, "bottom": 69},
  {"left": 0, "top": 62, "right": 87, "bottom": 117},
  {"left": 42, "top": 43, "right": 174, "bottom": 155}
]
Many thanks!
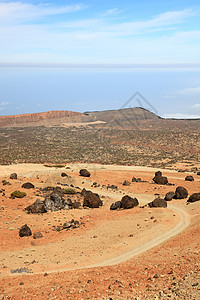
[
  {"left": 148, "top": 198, "right": 167, "bottom": 208},
  {"left": 121, "top": 195, "right": 139, "bottom": 209},
  {"left": 22, "top": 182, "right": 35, "bottom": 189},
  {"left": 187, "top": 193, "right": 200, "bottom": 203},
  {"left": 197, "top": 171, "right": 200, "bottom": 175},
  {"left": 79, "top": 169, "right": 91, "bottom": 177},
  {"left": 153, "top": 171, "right": 168, "bottom": 185},
  {"left": 61, "top": 172, "right": 68, "bottom": 177},
  {"left": 44, "top": 191, "right": 64, "bottom": 211},
  {"left": 83, "top": 190, "right": 102, "bottom": 208},
  {"left": 174, "top": 186, "right": 188, "bottom": 199},
  {"left": 110, "top": 201, "right": 122, "bottom": 210},
  {"left": 33, "top": 232, "right": 43, "bottom": 239},
  {"left": 122, "top": 180, "right": 131, "bottom": 186},
  {"left": 165, "top": 191, "right": 175, "bottom": 201},
  {"left": 19, "top": 224, "right": 32, "bottom": 237},
  {"left": 25, "top": 199, "right": 47, "bottom": 214},
  {"left": 185, "top": 175, "right": 194, "bottom": 182},
  {"left": 10, "top": 173, "right": 17, "bottom": 179}
]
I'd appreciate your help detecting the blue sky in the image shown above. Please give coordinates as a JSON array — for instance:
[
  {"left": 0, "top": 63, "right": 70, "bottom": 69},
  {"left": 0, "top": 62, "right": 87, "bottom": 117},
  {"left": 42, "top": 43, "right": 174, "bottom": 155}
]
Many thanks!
[
  {"left": 0, "top": 0, "right": 200, "bottom": 64},
  {"left": 0, "top": 1, "right": 200, "bottom": 118}
]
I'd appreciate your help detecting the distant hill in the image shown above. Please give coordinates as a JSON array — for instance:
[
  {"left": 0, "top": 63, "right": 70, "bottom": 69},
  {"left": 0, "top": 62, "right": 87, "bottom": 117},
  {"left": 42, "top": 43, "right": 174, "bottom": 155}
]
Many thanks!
[
  {"left": 0, "top": 107, "right": 160, "bottom": 128},
  {"left": 0, "top": 110, "right": 88, "bottom": 127},
  {"left": 84, "top": 107, "right": 160, "bottom": 123}
]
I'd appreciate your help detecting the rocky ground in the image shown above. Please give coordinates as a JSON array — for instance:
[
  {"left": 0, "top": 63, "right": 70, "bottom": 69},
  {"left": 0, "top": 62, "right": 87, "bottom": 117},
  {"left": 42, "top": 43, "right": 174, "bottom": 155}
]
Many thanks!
[{"left": 0, "top": 163, "right": 199, "bottom": 299}]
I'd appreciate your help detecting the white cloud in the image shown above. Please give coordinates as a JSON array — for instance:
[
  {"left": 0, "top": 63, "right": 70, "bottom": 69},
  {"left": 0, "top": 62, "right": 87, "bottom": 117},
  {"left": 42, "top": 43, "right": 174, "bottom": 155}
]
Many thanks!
[
  {"left": 0, "top": 100, "right": 9, "bottom": 106},
  {"left": 163, "top": 113, "right": 200, "bottom": 119},
  {"left": 192, "top": 103, "right": 200, "bottom": 109},
  {"left": 0, "top": 2, "right": 85, "bottom": 24},
  {"left": 176, "top": 86, "right": 200, "bottom": 95}
]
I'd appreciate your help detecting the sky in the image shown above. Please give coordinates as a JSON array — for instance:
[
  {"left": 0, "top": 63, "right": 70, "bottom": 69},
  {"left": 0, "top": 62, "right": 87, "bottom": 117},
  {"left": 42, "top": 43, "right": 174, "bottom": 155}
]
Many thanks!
[{"left": 0, "top": 1, "right": 200, "bottom": 118}]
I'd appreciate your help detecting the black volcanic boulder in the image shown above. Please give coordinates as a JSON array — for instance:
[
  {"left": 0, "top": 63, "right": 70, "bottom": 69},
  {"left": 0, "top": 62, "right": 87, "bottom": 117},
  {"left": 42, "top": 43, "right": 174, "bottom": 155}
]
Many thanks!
[
  {"left": 187, "top": 193, "right": 200, "bottom": 203},
  {"left": 22, "top": 182, "right": 35, "bottom": 189},
  {"left": 174, "top": 186, "right": 188, "bottom": 199},
  {"left": 132, "top": 177, "right": 137, "bottom": 182},
  {"left": 19, "top": 224, "right": 32, "bottom": 237},
  {"left": 148, "top": 198, "right": 167, "bottom": 208},
  {"left": 61, "top": 172, "right": 68, "bottom": 177},
  {"left": 121, "top": 195, "right": 139, "bottom": 209},
  {"left": 122, "top": 180, "right": 131, "bottom": 186},
  {"left": 25, "top": 199, "right": 47, "bottom": 214},
  {"left": 83, "top": 190, "right": 102, "bottom": 208},
  {"left": 185, "top": 175, "right": 194, "bottom": 182},
  {"left": 10, "top": 173, "right": 17, "bottom": 179},
  {"left": 197, "top": 172, "right": 200, "bottom": 176},
  {"left": 44, "top": 191, "right": 64, "bottom": 211},
  {"left": 79, "top": 169, "right": 91, "bottom": 177},
  {"left": 153, "top": 171, "right": 168, "bottom": 185},
  {"left": 110, "top": 201, "right": 122, "bottom": 210},
  {"left": 164, "top": 191, "right": 175, "bottom": 201}
]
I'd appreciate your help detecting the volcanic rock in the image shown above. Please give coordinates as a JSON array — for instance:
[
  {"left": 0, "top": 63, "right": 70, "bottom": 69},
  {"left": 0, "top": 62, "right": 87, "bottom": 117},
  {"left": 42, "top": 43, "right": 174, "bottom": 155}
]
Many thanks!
[
  {"left": 61, "top": 172, "right": 68, "bottom": 177},
  {"left": 121, "top": 195, "right": 139, "bottom": 209},
  {"left": 33, "top": 232, "right": 43, "bottom": 239},
  {"left": 153, "top": 171, "right": 168, "bottom": 185},
  {"left": 197, "top": 171, "right": 200, "bottom": 175},
  {"left": 10, "top": 173, "right": 17, "bottom": 179},
  {"left": 25, "top": 199, "right": 47, "bottom": 214},
  {"left": 110, "top": 201, "right": 122, "bottom": 210},
  {"left": 44, "top": 191, "right": 64, "bottom": 211},
  {"left": 19, "top": 224, "right": 32, "bottom": 237},
  {"left": 22, "top": 182, "right": 35, "bottom": 189},
  {"left": 132, "top": 177, "right": 137, "bottom": 182},
  {"left": 174, "top": 186, "right": 188, "bottom": 199},
  {"left": 79, "top": 169, "right": 91, "bottom": 177},
  {"left": 148, "top": 198, "right": 167, "bottom": 208},
  {"left": 164, "top": 191, "right": 175, "bottom": 201},
  {"left": 185, "top": 175, "right": 194, "bottom": 181},
  {"left": 122, "top": 180, "right": 131, "bottom": 186},
  {"left": 187, "top": 193, "right": 200, "bottom": 203},
  {"left": 83, "top": 190, "right": 102, "bottom": 208}
]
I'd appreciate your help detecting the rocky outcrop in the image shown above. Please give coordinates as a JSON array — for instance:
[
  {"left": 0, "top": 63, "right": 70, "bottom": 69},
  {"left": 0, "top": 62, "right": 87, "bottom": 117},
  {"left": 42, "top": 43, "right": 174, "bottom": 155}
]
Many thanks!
[
  {"left": 19, "top": 224, "right": 32, "bottom": 237},
  {"left": 110, "top": 201, "right": 122, "bottom": 210},
  {"left": 187, "top": 193, "right": 200, "bottom": 203},
  {"left": 79, "top": 169, "right": 91, "bottom": 177},
  {"left": 10, "top": 173, "right": 17, "bottom": 179},
  {"left": 122, "top": 180, "right": 131, "bottom": 186},
  {"left": 148, "top": 198, "right": 167, "bottom": 208},
  {"left": 185, "top": 175, "right": 194, "bottom": 181},
  {"left": 121, "top": 195, "right": 139, "bottom": 209},
  {"left": 153, "top": 171, "right": 168, "bottom": 185},
  {"left": 25, "top": 199, "right": 47, "bottom": 214},
  {"left": 83, "top": 190, "right": 102, "bottom": 208},
  {"left": 22, "top": 182, "right": 35, "bottom": 189},
  {"left": 44, "top": 191, "right": 64, "bottom": 211},
  {"left": 164, "top": 191, "right": 175, "bottom": 201},
  {"left": 174, "top": 186, "right": 188, "bottom": 199}
]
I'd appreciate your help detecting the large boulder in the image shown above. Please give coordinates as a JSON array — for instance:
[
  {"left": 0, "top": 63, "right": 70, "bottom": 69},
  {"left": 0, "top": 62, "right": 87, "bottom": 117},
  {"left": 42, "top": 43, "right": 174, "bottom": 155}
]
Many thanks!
[
  {"left": 83, "top": 190, "right": 102, "bottom": 208},
  {"left": 164, "top": 191, "right": 175, "bottom": 201},
  {"left": 148, "top": 198, "right": 167, "bottom": 208},
  {"left": 44, "top": 191, "right": 64, "bottom": 211},
  {"left": 10, "top": 173, "right": 17, "bottom": 179},
  {"left": 122, "top": 180, "right": 131, "bottom": 186},
  {"left": 153, "top": 171, "right": 168, "bottom": 185},
  {"left": 174, "top": 186, "right": 188, "bottom": 199},
  {"left": 25, "top": 199, "right": 47, "bottom": 214},
  {"left": 197, "top": 171, "right": 200, "bottom": 176},
  {"left": 22, "top": 182, "right": 35, "bottom": 189},
  {"left": 121, "top": 195, "right": 139, "bottom": 209},
  {"left": 19, "top": 224, "right": 32, "bottom": 237},
  {"left": 187, "top": 193, "right": 200, "bottom": 203},
  {"left": 110, "top": 201, "right": 122, "bottom": 210},
  {"left": 185, "top": 175, "right": 194, "bottom": 182},
  {"left": 79, "top": 169, "right": 91, "bottom": 177}
]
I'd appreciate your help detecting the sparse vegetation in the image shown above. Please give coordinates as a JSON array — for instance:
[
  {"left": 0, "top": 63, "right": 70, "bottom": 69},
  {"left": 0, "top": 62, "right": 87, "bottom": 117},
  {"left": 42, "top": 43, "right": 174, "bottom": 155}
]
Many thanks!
[
  {"left": 11, "top": 190, "right": 26, "bottom": 198},
  {"left": 63, "top": 188, "right": 77, "bottom": 194}
]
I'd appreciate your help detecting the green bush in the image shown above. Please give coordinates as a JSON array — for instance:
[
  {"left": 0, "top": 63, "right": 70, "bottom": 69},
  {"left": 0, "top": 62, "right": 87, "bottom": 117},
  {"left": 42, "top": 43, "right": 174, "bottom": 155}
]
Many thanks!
[
  {"left": 11, "top": 190, "right": 26, "bottom": 198},
  {"left": 63, "top": 188, "right": 77, "bottom": 195}
]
